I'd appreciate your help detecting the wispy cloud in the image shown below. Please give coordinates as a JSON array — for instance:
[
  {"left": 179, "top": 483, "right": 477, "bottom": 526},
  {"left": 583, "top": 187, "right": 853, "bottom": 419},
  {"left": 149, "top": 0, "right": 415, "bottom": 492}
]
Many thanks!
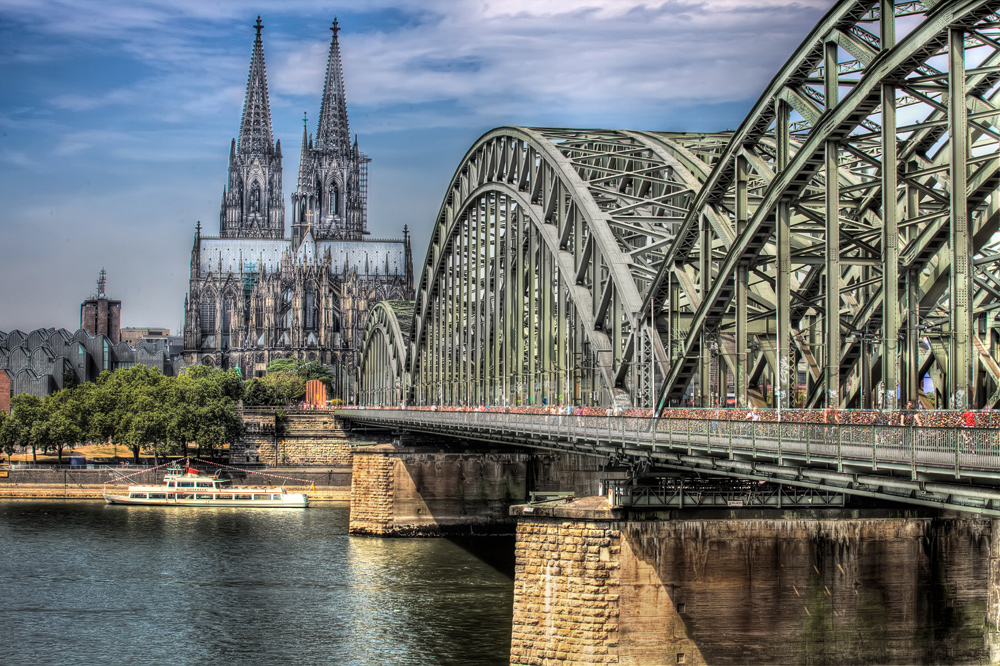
[{"left": 0, "top": 0, "right": 835, "bottom": 330}]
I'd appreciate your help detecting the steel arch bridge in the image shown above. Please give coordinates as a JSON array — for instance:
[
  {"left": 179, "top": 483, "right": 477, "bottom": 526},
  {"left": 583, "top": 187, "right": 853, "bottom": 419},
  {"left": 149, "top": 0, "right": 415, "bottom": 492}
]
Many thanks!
[{"left": 359, "top": 0, "right": 1000, "bottom": 413}]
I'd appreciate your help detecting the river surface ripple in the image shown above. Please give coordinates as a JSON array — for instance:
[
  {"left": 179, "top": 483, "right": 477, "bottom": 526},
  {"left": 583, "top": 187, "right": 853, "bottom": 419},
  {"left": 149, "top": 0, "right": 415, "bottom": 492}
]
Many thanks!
[{"left": 1, "top": 501, "right": 514, "bottom": 666}]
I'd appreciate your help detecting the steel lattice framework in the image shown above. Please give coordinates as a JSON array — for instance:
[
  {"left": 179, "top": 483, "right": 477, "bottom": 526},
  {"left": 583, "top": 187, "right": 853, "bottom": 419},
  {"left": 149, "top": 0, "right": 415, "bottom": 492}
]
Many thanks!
[
  {"left": 359, "top": 300, "right": 412, "bottom": 406},
  {"left": 647, "top": 0, "right": 1000, "bottom": 412},
  {"left": 405, "top": 127, "right": 736, "bottom": 407},
  {"left": 360, "top": 0, "right": 1000, "bottom": 412}
]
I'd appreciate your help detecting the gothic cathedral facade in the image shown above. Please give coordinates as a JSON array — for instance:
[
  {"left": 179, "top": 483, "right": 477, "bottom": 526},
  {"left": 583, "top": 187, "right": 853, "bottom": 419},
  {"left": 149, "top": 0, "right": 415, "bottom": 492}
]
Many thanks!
[{"left": 183, "top": 18, "right": 414, "bottom": 401}]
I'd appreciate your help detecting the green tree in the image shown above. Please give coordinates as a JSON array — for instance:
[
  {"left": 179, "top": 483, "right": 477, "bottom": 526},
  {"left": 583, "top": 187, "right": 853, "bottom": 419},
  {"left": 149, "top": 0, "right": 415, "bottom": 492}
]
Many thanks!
[
  {"left": 261, "top": 371, "right": 306, "bottom": 404},
  {"left": 86, "top": 370, "right": 119, "bottom": 457},
  {"left": 124, "top": 378, "right": 172, "bottom": 464},
  {"left": 265, "top": 358, "right": 304, "bottom": 375},
  {"left": 8, "top": 394, "right": 48, "bottom": 464},
  {"left": 243, "top": 377, "right": 283, "bottom": 406},
  {"left": 0, "top": 410, "right": 13, "bottom": 465},
  {"left": 97, "top": 364, "right": 165, "bottom": 463},
  {"left": 173, "top": 366, "right": 244, "bottom": 460},
  {"left": 45, "top": 386, "right": 88, "bottom": 464}
]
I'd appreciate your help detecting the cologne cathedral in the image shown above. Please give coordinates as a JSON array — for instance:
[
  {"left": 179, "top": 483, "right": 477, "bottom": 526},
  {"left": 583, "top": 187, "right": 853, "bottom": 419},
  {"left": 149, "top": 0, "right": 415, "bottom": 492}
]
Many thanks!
[{"left": 183, "top": 17, "right": 414, "bottom": 399}]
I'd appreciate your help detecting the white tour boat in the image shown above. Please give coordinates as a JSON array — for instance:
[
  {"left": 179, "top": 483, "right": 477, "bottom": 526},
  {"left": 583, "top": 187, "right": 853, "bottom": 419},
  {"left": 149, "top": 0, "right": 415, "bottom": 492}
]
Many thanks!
[{"left": 104, "top": 465, "right": 309, "bottom": 508}]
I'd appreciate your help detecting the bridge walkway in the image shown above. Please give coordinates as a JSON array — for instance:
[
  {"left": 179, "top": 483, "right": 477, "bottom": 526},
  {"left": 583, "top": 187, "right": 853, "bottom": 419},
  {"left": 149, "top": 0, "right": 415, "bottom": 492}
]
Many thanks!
[{"left": 337, "top": 408, "right": 1000, "bottom": 515}]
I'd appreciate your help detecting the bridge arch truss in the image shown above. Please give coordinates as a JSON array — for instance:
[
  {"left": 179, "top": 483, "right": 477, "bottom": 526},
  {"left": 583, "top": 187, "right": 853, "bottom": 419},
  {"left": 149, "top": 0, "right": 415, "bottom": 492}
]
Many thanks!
[
  {"left": 360, "top": 1, "right": 1000, "bottom": 412},
  {"left": 359, "top": 300, "right": 413, "bottom": 407},
  {"left": 644, "top": 0, "right": 1000, "bottom": 412},
  {"left": 404, "top": 127, "right": 737, "bottom": 408}
]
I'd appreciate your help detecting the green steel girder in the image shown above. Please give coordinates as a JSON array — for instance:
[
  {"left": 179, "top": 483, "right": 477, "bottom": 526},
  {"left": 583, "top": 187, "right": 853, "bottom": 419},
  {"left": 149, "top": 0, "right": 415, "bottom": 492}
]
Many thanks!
[
  {"left": 645, "top": 0, "right": 1000, "bottom": 413},
  {"left": 405, "top": 128, "right": 729, "bottom": 408},
  {"left": 359, "top": 300, "right": 412, "bottom": 406},
  {"left": 358, "top": 1, "right": 1000, "bottom": 414}
]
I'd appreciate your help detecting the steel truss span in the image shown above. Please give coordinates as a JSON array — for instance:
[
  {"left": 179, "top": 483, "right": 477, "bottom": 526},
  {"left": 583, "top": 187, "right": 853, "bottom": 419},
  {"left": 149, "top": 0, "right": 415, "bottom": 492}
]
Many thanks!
[
  {"left": 360, "top": 1, "right": 1000, "bottom": 412},
  {"left": 646, "top": 0, "right": 1000, "bottom": 413},
  {"left": 359, "top": 300, "right": 413, "bottom": 407},
  {"left": 397, "top": 126, "right": 736, "bottom": 408}
]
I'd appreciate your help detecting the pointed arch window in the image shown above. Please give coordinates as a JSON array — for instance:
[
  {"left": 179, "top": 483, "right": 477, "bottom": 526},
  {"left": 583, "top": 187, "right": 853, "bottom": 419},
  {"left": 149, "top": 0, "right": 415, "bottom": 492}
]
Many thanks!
[
  {"left": 305, "top": 284, "right": 318, "bottom": 330},
  {"left": 221, "top": 297, "right": 234, "bottom": 350},
  {"left": 250, "top": 181, "right": 262, "bottom": 213},
  {"left": 200, "top": 296, "right": 216, "bottom": 334}
]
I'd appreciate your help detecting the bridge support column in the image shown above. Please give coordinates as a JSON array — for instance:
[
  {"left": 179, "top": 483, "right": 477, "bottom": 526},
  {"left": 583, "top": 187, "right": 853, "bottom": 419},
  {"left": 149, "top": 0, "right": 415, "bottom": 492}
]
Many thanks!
[
  {"left": 349, "top": 444, "right": 530, "bottom": 536},
  {"left": 511, "top": 500, "right": 994, "bottom": 666},
  {"left": 989, "top": 518, "right": 1000, "bottom": 663}
]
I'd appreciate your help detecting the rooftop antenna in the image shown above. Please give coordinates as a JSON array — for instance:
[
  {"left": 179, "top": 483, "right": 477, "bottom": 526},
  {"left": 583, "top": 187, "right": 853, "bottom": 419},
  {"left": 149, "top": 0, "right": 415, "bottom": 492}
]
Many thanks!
[{"left": 97, "top": 268, "right": 107, "bottom": 298}]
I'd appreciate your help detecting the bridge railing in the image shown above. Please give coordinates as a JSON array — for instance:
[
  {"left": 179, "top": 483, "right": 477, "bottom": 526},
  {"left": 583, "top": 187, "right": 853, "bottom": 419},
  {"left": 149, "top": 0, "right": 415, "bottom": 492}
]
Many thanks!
[{"left": 337, "top": 408, "right": 1000, "bottom": 479}]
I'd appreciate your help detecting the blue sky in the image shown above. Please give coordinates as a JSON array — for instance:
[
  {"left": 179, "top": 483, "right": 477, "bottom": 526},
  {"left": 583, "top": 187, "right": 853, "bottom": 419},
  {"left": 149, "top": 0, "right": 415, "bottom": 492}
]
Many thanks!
[{"left": 0, "top": 0, "right": 833, "bottom": 333}]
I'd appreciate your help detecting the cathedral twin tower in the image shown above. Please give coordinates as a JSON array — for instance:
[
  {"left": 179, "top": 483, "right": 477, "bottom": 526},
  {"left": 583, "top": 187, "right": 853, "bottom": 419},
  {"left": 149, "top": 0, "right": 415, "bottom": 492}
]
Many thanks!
[{"left": 183, "top": 17, "right": 414, "bottom": 399}]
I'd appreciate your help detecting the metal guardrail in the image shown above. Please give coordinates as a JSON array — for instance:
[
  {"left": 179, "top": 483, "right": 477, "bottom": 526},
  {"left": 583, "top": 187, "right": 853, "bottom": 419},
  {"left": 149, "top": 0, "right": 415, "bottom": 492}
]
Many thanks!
[
  {"left": 336, "top": 409, "right": 1000, "bottom": 515},
  {"left": 603, "top": 477, "right": 845, "bottom": 509}
]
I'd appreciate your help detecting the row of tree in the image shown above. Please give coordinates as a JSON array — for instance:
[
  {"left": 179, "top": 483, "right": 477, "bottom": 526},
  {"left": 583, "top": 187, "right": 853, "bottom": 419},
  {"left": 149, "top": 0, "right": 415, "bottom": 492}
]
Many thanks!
[
  {"left": 0, "top": 365, "right": 244, "bottom": 464},
  {"left": 0, "top": 358, "right": 341, "bottom": 464}
]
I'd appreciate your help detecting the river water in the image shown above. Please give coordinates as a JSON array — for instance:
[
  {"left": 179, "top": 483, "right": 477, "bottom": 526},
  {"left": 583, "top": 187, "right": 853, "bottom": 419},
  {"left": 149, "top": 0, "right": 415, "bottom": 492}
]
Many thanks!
[{"left": 1, "top": 501, "right": 515, "bottom": 665}]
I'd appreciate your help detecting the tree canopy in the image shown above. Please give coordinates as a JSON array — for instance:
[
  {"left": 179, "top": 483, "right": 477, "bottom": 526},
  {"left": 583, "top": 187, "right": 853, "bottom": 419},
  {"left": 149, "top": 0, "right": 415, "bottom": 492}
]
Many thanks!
[
  {"left": 3, "top": 366, "right": 245, "bottom": 463},
  {"left": 245, "top": 357, "right": 335, "bottom": 406}
]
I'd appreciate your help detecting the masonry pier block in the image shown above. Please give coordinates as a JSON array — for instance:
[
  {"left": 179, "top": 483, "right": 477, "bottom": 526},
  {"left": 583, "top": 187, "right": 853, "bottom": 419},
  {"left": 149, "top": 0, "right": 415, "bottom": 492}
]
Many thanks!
[
  {"left": 349, "top": 445, "right": 530, "bottom": 536},
  {"left": 510, "top": 498, "right": 999, "bottom": 666}
]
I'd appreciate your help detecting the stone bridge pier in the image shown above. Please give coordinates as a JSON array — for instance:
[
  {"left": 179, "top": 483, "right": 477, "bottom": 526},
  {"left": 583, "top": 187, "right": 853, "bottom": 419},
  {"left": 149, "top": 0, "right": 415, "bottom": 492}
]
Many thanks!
[
  {"left": 508, "top": 500, "right": 1000, "bottom": 666},
  {"left": 348, "top": 440, "right": 614, "bottom": 537}
]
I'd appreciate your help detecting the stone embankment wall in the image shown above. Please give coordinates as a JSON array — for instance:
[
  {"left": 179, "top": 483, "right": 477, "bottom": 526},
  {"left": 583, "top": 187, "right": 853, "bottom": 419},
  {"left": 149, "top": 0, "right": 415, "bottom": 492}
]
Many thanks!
[
  {"left": 0, "top": 467, "right": 350, "bottom": 500},
  {"left": 239, "top": 409, "right": 366, "bottom": 467},
  {"left": 0, "top": 468, "right": 127, "bottom": 499},
  {"left": 349, "top": 446, "right": 531, "bottom": 536},
  {"left": 510, "top": 499, "right": 997, "bottom": 666}
]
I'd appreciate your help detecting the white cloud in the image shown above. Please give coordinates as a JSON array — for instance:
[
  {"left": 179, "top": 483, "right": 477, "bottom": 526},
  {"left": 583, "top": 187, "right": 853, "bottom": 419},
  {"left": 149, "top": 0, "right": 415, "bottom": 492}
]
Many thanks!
[{"left": 0, "top": 0, "right": 837, "bottom": 330}]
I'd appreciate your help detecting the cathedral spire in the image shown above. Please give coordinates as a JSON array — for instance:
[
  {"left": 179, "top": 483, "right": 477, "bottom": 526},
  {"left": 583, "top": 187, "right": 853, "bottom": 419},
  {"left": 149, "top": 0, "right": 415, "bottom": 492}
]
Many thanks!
[
  {"left": 316, "top": 18, "right": 350, "bottom": 154},
  {"left": 238, "top": 16, "right": 274, "bottom": 156},
  {"left": 297, "top": 112, "right": 310, "bottom": 191},
  {"left": 221, "top": 15, "right": 284, "bottom": 239}
]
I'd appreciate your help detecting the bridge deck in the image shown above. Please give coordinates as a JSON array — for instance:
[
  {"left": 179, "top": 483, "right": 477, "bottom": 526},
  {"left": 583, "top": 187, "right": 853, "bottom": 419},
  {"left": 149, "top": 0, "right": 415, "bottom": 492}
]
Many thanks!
[{"left": 337, "top": 409, "right": 1000, "bottom": 515}]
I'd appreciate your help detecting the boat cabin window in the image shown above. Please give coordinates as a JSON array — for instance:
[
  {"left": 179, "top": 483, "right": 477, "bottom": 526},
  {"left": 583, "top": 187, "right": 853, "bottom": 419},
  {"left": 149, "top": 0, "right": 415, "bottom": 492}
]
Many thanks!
[
  {"left": 167, "top": 481, "right": 175, "bottom": 487},
  {"left": 129, "top": 493, "right": 147, "bottom": 499},
  {"left": 235, "top": 494, "right": 252, "bottom": 500},
  {"left": 148, "top": 493, "right": 166, "bottom": 499},
  {"left": 196, "top": 482, "right": 213, "bottom": 488},
  {"left": 253, "top": 494, "right": 270, "bottom": 500},
  {"left": 177, "top": 481, "right": 194, "bottom": 488}
]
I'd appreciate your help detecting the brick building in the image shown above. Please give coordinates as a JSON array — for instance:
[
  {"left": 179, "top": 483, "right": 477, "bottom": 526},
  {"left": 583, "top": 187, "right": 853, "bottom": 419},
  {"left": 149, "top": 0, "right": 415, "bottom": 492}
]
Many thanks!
[{"left": 79, "top": 269, "right": 121, "bottom": 345}]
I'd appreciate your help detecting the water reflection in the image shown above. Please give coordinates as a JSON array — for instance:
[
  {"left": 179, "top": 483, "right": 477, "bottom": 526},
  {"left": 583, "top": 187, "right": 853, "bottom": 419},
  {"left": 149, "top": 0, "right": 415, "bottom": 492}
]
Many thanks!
[{"left": 0, "top": 501, "right": 513, "bottom": 666}]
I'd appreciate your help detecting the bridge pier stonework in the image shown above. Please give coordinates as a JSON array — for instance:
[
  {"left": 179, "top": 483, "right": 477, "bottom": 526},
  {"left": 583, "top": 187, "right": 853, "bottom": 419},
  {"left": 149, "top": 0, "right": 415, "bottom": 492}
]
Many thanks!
[
  {"left": 510, "top": 499, "right": 1000, "bottom": 666},
  {"left": 990, "top": 518, "right": 1000, "bottom": 663},
  {"left": 349, "top": 444, "right": 531, "bottom": 536},
  {"left": 348, "top": 442, "right": 614, "bottom": 536}
]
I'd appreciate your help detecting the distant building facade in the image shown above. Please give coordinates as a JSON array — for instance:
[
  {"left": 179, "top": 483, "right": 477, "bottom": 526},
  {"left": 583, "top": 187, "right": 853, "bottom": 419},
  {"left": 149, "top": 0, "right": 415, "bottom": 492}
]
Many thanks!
[
  {"left": 182, "top": 17, "right": 414, "bottom": 400},
  {"left": 0, "top": 327, "right": 184, "bottom": 411},
  {"left": 1, "top": 274, "right": 185, "bottom": 411},
  {"left": 120, "top": 327, "right": 171, "bottom": 347},
  {"left": 80, "top": 269, "right": 121, "bottom": 345}
]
